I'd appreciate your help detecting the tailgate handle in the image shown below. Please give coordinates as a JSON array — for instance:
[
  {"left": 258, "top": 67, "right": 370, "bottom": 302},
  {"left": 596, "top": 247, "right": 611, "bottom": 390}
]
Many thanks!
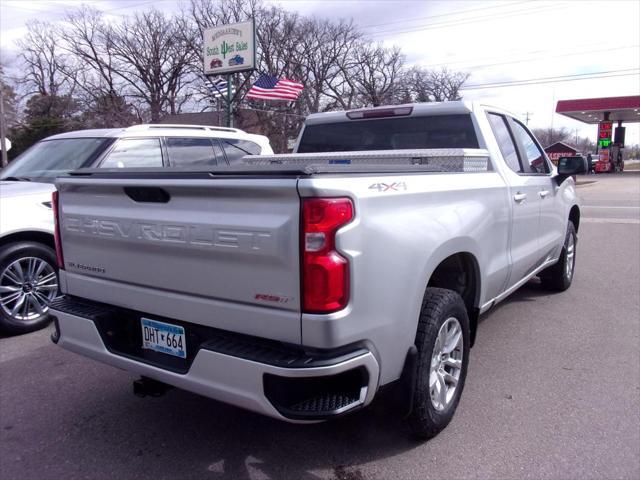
[{"left": 124, "top": 187, "right": 170, "bottom": 203}]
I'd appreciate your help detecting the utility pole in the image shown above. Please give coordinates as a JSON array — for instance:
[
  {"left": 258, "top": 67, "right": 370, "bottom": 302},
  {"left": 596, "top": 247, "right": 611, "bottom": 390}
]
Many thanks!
[
  {"left": 523, "top": 111, "right": 532, "bottom": 125},
  {"left": 0, "top": 86, "right": 8, "bottom": 168}
]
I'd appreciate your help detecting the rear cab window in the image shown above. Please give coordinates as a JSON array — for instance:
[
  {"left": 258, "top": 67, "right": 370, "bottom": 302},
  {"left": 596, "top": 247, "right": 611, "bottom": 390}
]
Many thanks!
[{"left": 296, "top": 114, "right": 479, "bottom": 153}]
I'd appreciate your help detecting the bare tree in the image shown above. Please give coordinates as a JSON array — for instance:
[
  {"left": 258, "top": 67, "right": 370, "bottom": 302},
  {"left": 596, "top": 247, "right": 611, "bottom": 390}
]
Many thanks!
[
  {"left": 296, "top": 18, "right": 361, "bottom": 112},
  {"left": 9, "top": 0, "right": 472, "bottom": 148},
  {"left": 532, "top": 127, "right": 595, "bottom": 152},
  {"left": 104, "top": 9, "right": 199, "bottom": 122},
  {"left": 59, "top": 6, "right": 139, "bottom": 127},
  {"left": 531, "top": 127, "right": 571, "bottom": 147},
  {"left": 346, "top": 42, "right": 404, "bottom": 107},
  {"left": 16, "top": 21, "right": 75, "bottom": 97},
  {"left": 0, "top": 64, "right": 18, "bottom": 129},
  {"left": 402, "top": 67, "right": 470, "bottom": 103}
]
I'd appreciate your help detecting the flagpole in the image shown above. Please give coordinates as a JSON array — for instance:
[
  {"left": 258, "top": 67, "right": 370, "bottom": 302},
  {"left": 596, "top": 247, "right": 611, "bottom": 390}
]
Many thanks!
[{"left": 227, "top": 74, "right": 233, "bottom": 128}]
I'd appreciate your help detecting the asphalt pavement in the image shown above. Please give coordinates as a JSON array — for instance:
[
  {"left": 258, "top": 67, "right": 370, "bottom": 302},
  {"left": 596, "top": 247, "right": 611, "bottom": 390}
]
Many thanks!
[{"left": 1, "top": 173, "right": 639, "bottom": 480}]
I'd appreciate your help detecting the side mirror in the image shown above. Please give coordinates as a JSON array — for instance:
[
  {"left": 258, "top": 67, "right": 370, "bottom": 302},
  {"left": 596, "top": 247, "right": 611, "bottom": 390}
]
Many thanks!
[{"left": 556, "top": 156, "right": 586, "bottom": 184}]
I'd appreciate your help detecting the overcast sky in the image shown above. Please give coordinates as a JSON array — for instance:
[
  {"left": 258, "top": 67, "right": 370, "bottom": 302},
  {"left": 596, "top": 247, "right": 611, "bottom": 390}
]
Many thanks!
[{"left": 1, "top": 0, "right": 639, "bottom": 144}]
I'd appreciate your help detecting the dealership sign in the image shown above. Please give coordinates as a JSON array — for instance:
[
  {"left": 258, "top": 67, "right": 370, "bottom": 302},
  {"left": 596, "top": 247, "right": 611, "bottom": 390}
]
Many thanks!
[{"left": 203, "top": 19, "right": 256, "bottom": 75}]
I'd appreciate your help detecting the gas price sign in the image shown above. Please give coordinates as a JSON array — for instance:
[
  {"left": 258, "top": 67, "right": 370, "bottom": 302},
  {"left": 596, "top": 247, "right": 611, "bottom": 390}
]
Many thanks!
[{"left": 598, "top": 121, "right": 613, "bottom": 148}]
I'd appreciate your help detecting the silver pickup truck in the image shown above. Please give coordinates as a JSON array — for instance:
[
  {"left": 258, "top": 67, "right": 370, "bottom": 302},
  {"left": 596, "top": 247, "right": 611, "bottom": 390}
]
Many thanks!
[{"left": 49, "top": 102, "right": 584, "bottom": 439}]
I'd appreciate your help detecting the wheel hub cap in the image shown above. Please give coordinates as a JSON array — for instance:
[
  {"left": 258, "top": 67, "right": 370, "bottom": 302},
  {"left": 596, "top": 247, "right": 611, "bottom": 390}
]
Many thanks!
[
  {"left": 0, "top": 257, "right": 58, "bottom": 322},
  {"left": 429, "top": 317, "right": 464, "bottom": 411}
]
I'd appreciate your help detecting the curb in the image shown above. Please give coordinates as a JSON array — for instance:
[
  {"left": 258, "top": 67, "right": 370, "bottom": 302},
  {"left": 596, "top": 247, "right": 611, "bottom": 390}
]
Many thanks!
[{"left": 576, "top": 180, "right": 597, "bottom": 188}]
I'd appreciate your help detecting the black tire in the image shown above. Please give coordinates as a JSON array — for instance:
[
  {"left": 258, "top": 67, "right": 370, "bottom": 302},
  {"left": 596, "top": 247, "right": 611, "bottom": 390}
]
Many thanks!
[
  {"left": 0, "top": 242, "right": 59, "bottom": 335},
  {"left": 406, "top": 287, "right": 470, "bottom": 440},
  {"left": 539, "top": 222, "right": 577, "bottom": 292}
]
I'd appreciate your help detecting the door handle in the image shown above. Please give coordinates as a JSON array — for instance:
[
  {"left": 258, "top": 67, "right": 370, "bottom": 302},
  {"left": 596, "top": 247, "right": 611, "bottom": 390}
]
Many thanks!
[
  {"left": 539, "top": 190, "right": 549, "bottom": 198},
  {"left": 513, "top": 192, "right": 527, "bottom": 203}
]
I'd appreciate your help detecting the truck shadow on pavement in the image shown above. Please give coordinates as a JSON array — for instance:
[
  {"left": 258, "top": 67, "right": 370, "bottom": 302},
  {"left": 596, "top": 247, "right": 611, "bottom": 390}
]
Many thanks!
[
  {"left": 478, "top": 278, "right": 551, "bottom": 323},
  {"left": 59, "top": 384, "right": 417, "bottom": 480}
]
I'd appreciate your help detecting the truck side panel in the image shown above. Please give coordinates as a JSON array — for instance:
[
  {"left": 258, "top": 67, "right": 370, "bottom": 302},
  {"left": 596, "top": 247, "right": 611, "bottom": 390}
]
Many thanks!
[{"left": 297, "top": 172, "right": 511, "bottom": 384}]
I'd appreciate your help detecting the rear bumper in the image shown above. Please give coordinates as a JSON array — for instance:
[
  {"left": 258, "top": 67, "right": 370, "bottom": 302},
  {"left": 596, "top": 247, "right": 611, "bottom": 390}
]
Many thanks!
[{"left": 50, "top": 297, "right": 380, "bottom": 422}]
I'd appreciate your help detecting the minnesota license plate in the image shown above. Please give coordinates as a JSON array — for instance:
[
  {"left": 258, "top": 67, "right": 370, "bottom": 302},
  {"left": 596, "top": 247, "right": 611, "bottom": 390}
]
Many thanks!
[{"left": 141, "top": 318, "right": 186, "bottom": 359}]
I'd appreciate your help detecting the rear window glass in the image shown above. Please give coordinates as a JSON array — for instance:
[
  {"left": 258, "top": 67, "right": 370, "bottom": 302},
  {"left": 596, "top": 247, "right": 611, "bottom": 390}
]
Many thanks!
[
  {"left": 221, "top": 139, "right": 262, "bottom": 164},
  {"left": 297, "top": 114, "right": 478, "bottom": 153},
  {"left": 100, "top": 138, "right": 163, "bottom": 168},
  {"left": 167, "top": 137, "right": 218, "bottom": 166}
]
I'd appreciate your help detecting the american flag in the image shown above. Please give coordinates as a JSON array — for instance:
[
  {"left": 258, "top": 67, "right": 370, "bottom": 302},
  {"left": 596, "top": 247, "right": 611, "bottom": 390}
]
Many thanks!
[
  {"left": 246, "top": 74, "right": 304, "bottom": 101},
  {"left": 206, "top": 78, "right": 234, "bottom": 98}
]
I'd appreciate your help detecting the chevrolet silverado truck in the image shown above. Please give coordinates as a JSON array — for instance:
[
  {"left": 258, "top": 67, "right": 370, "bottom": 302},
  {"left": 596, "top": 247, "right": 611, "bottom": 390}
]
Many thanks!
[{"left": 49, "top": 102, "right": 584, "bottom": 439}]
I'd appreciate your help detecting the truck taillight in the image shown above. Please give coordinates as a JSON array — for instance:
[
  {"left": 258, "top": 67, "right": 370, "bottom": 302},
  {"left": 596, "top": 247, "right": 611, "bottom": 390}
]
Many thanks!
[
  {"left": 52, "top": 191, "right": 64, "bottom": 270},
  {"left": 301, "top": 198, "right": 353, "bottom": 313}
]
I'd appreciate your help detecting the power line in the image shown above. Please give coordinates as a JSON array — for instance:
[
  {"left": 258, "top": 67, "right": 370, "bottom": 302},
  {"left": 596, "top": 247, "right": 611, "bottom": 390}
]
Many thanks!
[
  {"left": 2, "top": 0, "right": 163, "bottom": 23},
  {"left": 359, "top": 0, "right": 532, "bottom": 29},
  {"left": 366, "top": 3, "right": 565, "bottom": 37},
  {"left": 421, "top": 44, "right": 640, "bottom": 71},
  {"left": 461, "top": 69, "right": 640, "bottom": 90},
  {"left": 423, "top": 39, "right": 636, "bottom": 68}
]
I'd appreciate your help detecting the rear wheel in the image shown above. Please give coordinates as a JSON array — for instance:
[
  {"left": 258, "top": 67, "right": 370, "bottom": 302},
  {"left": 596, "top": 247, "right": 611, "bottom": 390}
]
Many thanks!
[
  {"left": 539, "top": 222, "right": 577, "bottom": 292},
  {"left": 0, "top": 242, "right": 59, "bottom": 334},
  {"left": 406, "top": 288, "right": 470, "bottom": 439}
]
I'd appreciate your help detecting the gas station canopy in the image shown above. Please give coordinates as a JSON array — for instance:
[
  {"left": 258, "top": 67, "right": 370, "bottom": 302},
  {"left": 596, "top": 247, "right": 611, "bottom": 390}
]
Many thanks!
[{"left": 555, "top": 95, "right": 640, "bottom": 124}]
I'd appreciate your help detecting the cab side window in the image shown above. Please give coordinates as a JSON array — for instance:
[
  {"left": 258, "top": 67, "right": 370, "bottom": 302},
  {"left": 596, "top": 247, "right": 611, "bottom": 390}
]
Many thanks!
[
  {"left": 100, "top": 138, "right": 163, "bottom": 168},
  {"left": 510, "top": 121, "right": 550, "bottom": 174},
  {"left": 166, "top": 137, "right": 218, "bottom": 166},
  {"left": 487, "top": 113, "right": 521, "bottom": 173}
]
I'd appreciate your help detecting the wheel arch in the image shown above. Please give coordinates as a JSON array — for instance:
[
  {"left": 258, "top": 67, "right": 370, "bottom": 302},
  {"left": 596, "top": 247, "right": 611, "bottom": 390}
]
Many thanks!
[
  {"left": 569, "top": 205, "right": 580, "bottom": 233},
  {"left": 0, "top": 230, "right": 56, "bottom": 252},
  {"left": 422, "top": 247, "right": 482, "bottom": 347}
]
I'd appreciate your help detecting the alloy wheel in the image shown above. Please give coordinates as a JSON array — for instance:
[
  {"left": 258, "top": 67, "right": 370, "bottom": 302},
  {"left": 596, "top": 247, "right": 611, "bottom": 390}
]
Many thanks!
[
  {"left": 565, "top": 234, "right": 575, "bottom": 281},
  {"left": 429, "top": 317, "right": 464, "bottom": 411},
  {"left": 0, "top": 257, "right": 58, "bottom": 322}
]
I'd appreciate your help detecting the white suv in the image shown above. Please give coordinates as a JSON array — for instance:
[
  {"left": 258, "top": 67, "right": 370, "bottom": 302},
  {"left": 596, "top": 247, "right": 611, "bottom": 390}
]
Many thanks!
[{"left": 0, "top": 124, "right": 273, "bottom": 334}]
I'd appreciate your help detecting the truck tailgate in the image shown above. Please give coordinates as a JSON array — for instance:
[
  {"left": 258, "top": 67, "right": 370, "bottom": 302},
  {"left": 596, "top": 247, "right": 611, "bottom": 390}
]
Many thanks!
[{"left": 56, "top": 176, "right": 302, "bottom": 343}]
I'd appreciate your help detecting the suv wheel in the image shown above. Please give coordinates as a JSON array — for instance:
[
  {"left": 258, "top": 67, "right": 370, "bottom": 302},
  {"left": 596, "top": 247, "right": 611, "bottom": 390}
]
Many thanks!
[
  {"left": 0, "top": 242, "right": 59, "bottom": 334},
  {"left": 406, "top": 287, "right": 470, "bottom": 439}
]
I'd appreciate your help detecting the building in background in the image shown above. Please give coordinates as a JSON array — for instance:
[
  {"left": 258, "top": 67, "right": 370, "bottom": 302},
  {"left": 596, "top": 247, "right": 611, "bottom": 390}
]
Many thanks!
[{"left": 544, "top": 141, "right": 580, "bottom": 165}]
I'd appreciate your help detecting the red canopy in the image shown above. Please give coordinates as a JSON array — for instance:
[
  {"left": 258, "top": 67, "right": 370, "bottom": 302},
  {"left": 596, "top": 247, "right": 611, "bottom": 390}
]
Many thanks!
[{"left": 555, "top": 95, "right": 640, "bottom": 124}]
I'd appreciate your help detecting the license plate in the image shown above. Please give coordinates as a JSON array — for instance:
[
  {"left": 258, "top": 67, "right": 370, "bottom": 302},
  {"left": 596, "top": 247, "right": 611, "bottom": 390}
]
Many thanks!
[{"left": 141, "top": 318, "right": 186, "bottom": 359}]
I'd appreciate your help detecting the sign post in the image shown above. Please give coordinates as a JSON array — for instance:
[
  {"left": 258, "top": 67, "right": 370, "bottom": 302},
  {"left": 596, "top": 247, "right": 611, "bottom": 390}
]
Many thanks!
[{"left": 203, "top": 19, "right": 256, "bottom": 128}]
